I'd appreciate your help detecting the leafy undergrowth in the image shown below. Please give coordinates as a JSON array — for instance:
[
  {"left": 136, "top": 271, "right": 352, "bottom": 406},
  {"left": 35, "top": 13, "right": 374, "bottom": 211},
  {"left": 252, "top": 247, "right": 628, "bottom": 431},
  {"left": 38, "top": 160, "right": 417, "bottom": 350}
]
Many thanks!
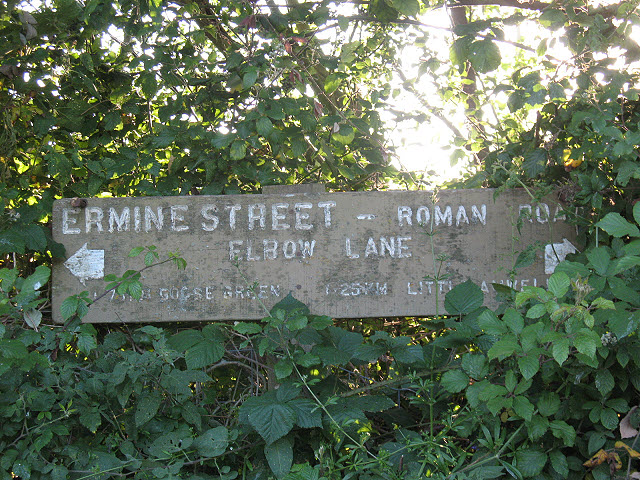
[{"left": 2, "top": 210, "right": 640, "bottom": 479}]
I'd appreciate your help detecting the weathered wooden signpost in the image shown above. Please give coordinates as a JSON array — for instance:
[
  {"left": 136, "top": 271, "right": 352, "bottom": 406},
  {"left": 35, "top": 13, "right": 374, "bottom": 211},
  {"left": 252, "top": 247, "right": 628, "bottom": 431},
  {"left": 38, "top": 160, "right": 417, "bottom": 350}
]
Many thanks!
[{"left": 51, "top": 188, "right": 577, "bottom": 323}]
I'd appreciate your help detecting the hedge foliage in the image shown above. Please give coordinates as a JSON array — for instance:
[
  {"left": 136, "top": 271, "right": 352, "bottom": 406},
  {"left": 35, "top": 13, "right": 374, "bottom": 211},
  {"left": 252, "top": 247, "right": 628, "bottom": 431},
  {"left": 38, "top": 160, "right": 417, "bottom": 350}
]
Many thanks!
[{"left": 2, "top": 204, "right": 640, "bottom": 479}]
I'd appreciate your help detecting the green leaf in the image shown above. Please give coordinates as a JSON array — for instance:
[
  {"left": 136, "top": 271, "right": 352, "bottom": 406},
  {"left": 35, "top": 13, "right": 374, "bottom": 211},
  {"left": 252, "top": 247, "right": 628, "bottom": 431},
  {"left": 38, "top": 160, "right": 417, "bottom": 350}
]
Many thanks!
[
  {"left": 79, "top": 408, "right": 102, "bottom": 433},
  {"left": 23, "top": 308, "right": 42, "bottom": 330},
  {"left": 478, "top": 309, "right": 507, "bottom": 335},
  {"left": 332, "top": 125, "right": 355, "bottom": 145},
  {"left": 573, "top": 328, "right": 600, "bottom": 358},
  {"left": 349, "top": 395, "right": 395, "bottom": 412},
  {"left": 78, "top": 331, "right": 97, "bottom": 354},
  {"left": 233, "top": 322, "right": 263, "bottom": 334},
  {"left": 608, "top": 310, "right": 639, "bottom": 339},
  {"left": 503, "top": 309, "right": 524, "bottom": 334},
  {"left": 461, "top": 353, "right": 487, "bottom": 379},
  {"left": 488, "top": 334, "right": 519, "bottom": 359},
  {"left": 193, "top": 426, "right": 228, "bottom": 457},
  {"left": 522, "top": 149, "right": 547, "bottom": 178},
  {"left": 634, "top": 202, "right": 640, "bottom": 226},
  {"left": 185, "top": 336, "right": 225, "bottom": 369},
  {"left": 230, "top": 140, "right": 247, "bottom": 160},
  {"left": 256, "top": 116, "right": 273, "bottom": 137},
  {"left": 264, "top": 437, "right": 293, "bottom": 479},
  {"left": 537, "top": 392, "right": 560, "bottom": 416},
  {"left": 586, "top": 247, "right": 611, "bottom": 276},
  {"left": 468, "top": 39, "right": 502, "bottom": 73},
  {"left": 390, "top": 0, "right": 419, "bottom": 17},
  {"left": 515, "top": 449, "right": 547, "bottom": 477},
  {"left": 135, "top": 392, "right": 163, "bottom": 426},
  {"left": 129, "top": 246, "right": 145, "bottom": 257},
  {"left": 549, "top": 450, "right": 569, "bottom": 477},
  {"left": 547, "top": 272, "right": 570, "bottom": 298},
  {"left": 245, "top": 400, "right": 296, "bottom": 444},
  {"left": 596, "top": 212, "right": 640, "bottom": 237},
  {"left": 22, "top": 224, "right": 47, "bottom": 251},
  {"left": 526, "top": 303, "right": 546, "bottom": 319},
  {"left": 595, "top": 369, "right": 615, "bottom": 396},
  {"left": 513, "top": 395, "right": 535, "bottom": 421},
  {"left": 444, "top": 280, "right": 484, "bottom": 315},
  {"left": 440, "top": 369, "right": 469, "bottom": 393},
  {"left": 549, "top": 420, "right": 576, "bottom": 446},
  {"left": 274, "top": 359, "right": 293, "bottom": 379},
  {"left": 552, "top": 336, "right": 570, "bottom": 365},
  {"left": 243, "top": 67, "right": 259, "bottom": 89},
  {"left": 600, "top": 407, "right": 619, "bottom": 429},
  {"left": 517, "top": 355, "right": 539, "bottom": 380},
  {"left": 288, "top": 398, "right": 322, "bottom": 429},
  {"left": 526, "top": 415, "right": 549, "bottom": 440},
  {"left": 23, "top": 265, "right": 50, "bottom": 292},
  {"left": 286, "top": 314, "right": 308, "bottom": 331},
  {"left": 271, "top": 293, "right": 310, "bottom": 317}
]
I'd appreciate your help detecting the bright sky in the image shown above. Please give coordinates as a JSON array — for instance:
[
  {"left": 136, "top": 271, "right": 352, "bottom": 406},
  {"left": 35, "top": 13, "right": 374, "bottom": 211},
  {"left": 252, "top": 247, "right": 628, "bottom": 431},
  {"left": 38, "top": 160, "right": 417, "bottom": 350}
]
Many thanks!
[{"left": 383, "top": 7, "right": 462, "bottom": 183}]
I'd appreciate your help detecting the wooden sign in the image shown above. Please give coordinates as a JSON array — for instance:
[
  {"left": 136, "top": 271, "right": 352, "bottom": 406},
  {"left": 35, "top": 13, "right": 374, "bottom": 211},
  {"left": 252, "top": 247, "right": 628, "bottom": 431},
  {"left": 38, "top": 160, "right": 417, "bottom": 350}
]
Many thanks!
[{"left": 51, "top": 188, "right": 577, "bottom": 323}]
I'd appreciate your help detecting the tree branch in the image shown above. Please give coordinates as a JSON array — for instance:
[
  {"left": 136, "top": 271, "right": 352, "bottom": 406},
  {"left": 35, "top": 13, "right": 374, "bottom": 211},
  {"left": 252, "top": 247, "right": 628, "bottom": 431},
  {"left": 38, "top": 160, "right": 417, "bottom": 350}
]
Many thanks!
[{"left": 447, "top": 0, "right": 550, "bottom": 11}]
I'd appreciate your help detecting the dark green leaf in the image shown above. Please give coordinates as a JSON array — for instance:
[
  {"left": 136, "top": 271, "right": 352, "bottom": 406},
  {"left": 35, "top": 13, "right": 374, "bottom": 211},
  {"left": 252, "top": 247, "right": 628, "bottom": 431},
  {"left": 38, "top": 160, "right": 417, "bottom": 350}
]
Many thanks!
[
  {"left": 445, "top": 280, "right": 484, "bottom": 315},
  {"left": 440, "top": 369, "right": 469, "bottom": 393},
  {"left": 515, "top": 449, "right": 547, "bottom": 477},
  {"left": 596, "top": 213, "right": 639, "bottom": 237},
  {"left": 193, "top": 426, "right": 228, "bottom": 457},
  {"left": 264, "top": 437, "right": 293, "bottom": 479},
  {"left": 135, "top": 392, "right": 163, "bottom": 427}
]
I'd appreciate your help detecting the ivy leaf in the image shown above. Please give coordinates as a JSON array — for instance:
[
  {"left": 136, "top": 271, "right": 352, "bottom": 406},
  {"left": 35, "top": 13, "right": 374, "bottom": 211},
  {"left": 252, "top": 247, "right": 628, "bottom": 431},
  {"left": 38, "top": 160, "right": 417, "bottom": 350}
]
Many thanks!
[
  {"left": 264, "top": 436, "right": 293, "bottom": 479},
  {"left": 596, "top": 212, "right": 640, "bottom": 237}
]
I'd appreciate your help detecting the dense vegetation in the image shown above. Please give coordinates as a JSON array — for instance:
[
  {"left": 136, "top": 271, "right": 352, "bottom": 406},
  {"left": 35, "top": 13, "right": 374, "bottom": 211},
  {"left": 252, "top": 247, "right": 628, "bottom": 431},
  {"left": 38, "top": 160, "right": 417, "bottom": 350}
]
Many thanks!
[{"left": 2, "top": 0, "right": 640, "bottom": 478}]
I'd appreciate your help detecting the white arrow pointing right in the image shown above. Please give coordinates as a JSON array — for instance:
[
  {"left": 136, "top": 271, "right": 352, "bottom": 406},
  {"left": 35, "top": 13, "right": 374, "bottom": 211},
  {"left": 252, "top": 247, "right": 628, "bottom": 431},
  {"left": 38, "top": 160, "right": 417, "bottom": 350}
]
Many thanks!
[
  {"left": 64, "top": 243, "right": 105, "bottom": 285},
  {"left": 545, "top": 238, "right": 577, "bottom": 274}
]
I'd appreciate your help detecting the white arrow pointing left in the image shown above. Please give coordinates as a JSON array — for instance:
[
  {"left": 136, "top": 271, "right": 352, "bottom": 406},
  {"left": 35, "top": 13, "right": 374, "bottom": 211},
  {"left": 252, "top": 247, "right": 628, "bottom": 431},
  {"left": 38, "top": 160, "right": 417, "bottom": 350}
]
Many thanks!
[{"left": 64, "top": 243, "right": 105, "bottom": 285}]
